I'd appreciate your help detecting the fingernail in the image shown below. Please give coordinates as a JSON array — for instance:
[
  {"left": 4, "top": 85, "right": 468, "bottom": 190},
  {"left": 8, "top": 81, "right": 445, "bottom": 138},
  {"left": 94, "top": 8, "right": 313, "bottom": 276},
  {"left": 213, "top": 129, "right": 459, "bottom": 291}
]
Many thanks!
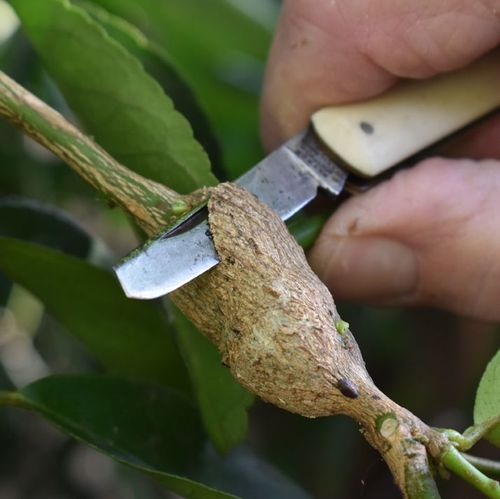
[{"left": 309, "top": 236, "right": 418, "bottom": 302}]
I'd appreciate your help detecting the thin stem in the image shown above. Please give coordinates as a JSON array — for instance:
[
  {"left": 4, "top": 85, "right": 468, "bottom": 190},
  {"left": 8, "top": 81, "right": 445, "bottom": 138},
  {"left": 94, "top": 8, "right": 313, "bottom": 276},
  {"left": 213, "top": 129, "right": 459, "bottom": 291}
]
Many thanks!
[
  {"left": 0, "top": 70, "right": 205, "bottom": 236},
  {"left": 463, "top": 454, "right": 500, "bottom": 478},
  {"left": 462, "top": 416, "right": 500, "bottom": 451},
  {"left": 436, "top": 428, "right": 469, "bottom": 449},
  {"left": 442, "top": 446, "right": 500, "bottom": 498}
]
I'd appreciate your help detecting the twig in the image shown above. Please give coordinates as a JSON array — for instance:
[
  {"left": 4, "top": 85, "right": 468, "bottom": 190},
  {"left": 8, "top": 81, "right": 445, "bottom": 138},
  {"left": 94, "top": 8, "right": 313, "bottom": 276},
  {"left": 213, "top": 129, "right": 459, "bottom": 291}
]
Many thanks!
[
  {"left": 442, "top": 447, "right": 500, "bottom": 498},
  {"left": 463, "top": 454, "right": 500, "bottom": 478},
  {"left": 0, "top": 70, "right": 205, "bottom": 236},
  {"left": 353, "top": 390, "right": 446, "bottom": 498},
  {"left": 1, "top": 67, "right": 489, "bottom": 499}
]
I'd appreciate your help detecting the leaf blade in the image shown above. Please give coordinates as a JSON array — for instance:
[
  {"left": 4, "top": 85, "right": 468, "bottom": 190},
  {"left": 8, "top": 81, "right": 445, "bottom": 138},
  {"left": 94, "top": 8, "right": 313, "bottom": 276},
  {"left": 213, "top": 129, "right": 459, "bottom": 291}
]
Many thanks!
[
  {"left": 81, "top": 0, "right": 274, "bottom": 178},
  {"left": 0, "top": 236, "right": 189, "bottom": 392},
  {"left": 13, "top": 375, "right": 235, "bottom": 499},
  {"left": 474, "top": 349, "right": 500, "bottom": 447},
  {"left": 11, "top": 0, "right": 217, "bottom": 192},
  {"left": 4, "top": 374, "right": 308, "bottom": 498},
  {"left": 75, "top": 0, "right": 225, "bottom": 179}
]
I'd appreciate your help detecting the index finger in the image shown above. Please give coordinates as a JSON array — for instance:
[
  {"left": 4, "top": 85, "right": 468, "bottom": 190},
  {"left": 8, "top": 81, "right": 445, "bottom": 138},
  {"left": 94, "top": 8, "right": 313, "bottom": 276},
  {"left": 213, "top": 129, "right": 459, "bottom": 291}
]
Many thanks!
[{"left": 261, "top": 0, "right": 500, "bottom": 149}]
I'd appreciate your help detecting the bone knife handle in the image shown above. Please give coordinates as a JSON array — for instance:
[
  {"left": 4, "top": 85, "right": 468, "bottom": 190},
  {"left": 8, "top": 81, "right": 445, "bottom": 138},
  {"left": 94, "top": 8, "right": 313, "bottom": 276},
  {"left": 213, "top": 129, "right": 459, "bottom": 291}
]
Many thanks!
[{"left": 311, "top": 48, "right": 500, "bottom": 178}]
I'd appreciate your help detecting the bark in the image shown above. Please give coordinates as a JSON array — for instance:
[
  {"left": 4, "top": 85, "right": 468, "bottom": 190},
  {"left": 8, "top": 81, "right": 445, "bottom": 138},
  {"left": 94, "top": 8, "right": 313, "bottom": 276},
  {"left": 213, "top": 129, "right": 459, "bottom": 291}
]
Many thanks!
[
  {"left": 0, "top": 69, "right": 452, "bottom": 498},
  {"left": 173, "top": 183, "right": 448, "bottom": 496}
]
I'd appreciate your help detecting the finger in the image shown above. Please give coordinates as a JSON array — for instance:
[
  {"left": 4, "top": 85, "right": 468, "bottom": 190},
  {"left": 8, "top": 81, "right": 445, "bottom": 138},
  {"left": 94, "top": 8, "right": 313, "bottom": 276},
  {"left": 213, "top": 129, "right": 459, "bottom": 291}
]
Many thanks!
[
  {"left": 309, "top": 158, "right": 500, "bottom": 321},
  {"left": 443, "top": 112, "right": 500, "bottom": 160},
  {"left": 261, "top": 0, "right": 500, "bottom": 149}
]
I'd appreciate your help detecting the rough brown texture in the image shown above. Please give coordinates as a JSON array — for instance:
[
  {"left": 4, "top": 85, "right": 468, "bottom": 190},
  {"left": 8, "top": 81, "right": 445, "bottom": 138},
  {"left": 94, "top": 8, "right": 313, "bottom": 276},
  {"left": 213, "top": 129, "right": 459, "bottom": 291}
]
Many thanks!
[
  {"left": 173, "top": 183, "right": 447, "bottom": 496},
  {"left": 174, "top": 182, "right": 369, "bottom": 416},
  {"left": 0, "top": 70, "right": 452, "bottom": 497}
]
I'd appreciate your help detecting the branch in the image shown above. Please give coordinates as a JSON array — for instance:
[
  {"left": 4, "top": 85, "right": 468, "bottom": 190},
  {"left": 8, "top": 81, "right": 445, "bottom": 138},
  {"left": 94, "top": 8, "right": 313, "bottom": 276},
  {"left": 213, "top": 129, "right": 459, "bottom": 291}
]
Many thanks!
[
  {"left": 172, "top": 183, "right": 449, "bottom": 498},
  {"left": 0, "top": 70, "right": 205, "bottom": 235},
  {"left": 0, "top": 69, "right": 474, "bottom": 499},
  {"left": 349, "top": 387, "right": 446, "bottom": 498}
]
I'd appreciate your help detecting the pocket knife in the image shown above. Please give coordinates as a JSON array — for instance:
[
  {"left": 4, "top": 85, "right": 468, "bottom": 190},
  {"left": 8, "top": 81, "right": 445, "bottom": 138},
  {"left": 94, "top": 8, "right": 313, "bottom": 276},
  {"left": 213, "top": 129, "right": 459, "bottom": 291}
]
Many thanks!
[{"left": 114, "top": 50, "right": 500, "bottom": 299}]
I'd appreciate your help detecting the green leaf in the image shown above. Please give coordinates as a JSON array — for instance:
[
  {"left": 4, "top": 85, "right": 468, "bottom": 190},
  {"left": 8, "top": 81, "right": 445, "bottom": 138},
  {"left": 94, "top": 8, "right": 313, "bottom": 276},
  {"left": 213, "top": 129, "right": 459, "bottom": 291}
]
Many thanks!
[
  {"left": 75, "top": 0, "right": 225, "bottom": 179},
  {"left": 0, "top": 196, "right": 102, "bottom": 307},
  {"left": 0, "top": 197, "right": 95, "bottom": 257},
  {"left": 7, "top": 375, "right": 234, "bottom": 499},
  {"left": 11, "top": 0, "right": 217, "bottom": 193},
  {"left": 82, "top": 0, "right": 274, "bottom": 178},
  {"left": 172, "top": 305, "right": 253, "bottom": 453},
  {"left": 1, "top": 375, "right": 309, "bottom": 498},
  {"left": 287, "top": 211, "right": 329, "bottom": 250},
  {"left": 194, "top": 445, "right": 311, "bottom": 499},
  {"left": 474, "top": 349, "right": 500, "bottom": 446},
  {"left": 0, "top": 236, "right": 190, "bottom": 392}
]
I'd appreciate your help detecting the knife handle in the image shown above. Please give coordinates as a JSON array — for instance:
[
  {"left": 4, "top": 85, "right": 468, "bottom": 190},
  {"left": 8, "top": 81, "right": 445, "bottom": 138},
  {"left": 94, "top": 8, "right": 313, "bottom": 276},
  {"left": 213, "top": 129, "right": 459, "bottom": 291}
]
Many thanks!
[{"left": 311, "top": 48, "right": 500, "bottom": 178}]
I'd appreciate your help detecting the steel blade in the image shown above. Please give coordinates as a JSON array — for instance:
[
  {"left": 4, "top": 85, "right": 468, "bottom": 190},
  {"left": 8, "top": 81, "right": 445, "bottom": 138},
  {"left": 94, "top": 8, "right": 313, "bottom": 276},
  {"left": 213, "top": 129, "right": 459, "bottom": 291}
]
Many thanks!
[
  {"left": 236, "top": 129, "right": 347, "bottom": 218},
  {"left": 114, "top": 129, "right": 348, "bottom": 299},
  {"left": 115, "top": 220, "right": 218, "bottom": 299}
]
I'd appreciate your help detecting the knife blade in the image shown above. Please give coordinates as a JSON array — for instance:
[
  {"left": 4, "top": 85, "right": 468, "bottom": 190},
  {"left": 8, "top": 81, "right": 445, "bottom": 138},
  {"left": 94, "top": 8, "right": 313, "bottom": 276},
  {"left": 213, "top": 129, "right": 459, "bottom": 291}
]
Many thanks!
[
  {"left": 115, "top": 129, "right": 348, "bottom": 299},
  {"left": 114, "top": 49, "right": 500, "bottom": 300}
]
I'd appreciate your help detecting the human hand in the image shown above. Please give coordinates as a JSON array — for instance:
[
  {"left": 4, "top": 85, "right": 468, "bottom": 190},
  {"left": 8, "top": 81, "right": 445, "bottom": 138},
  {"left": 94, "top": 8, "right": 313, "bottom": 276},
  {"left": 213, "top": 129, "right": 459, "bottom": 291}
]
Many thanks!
[{"left": 261, "top": 0, "right": 500, "bottom": 321}]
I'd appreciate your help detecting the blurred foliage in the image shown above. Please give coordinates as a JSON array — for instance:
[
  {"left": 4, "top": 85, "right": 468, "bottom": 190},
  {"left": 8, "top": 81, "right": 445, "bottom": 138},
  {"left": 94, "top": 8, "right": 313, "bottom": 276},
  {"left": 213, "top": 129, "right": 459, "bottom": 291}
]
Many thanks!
[
  {"left": 0, "top": 0, "right": 498, "bottom": 498},
  {"left": 474, "top": 350, "right": 500, "bottom": 447},
  {"left": 11, "top": 0, "right": 217, "bottom": 193},
  {"left": 78, "top": 0, "right": 276, "bottom": 179},
  {"left": 13, "top": 376, "right": 218, "bottom": 498},
  {"left": 78, "top": 0, "right": 225, "bottom": 178},
  {"left": 0, "top": 235, "right": 190, "bottom": 392}
]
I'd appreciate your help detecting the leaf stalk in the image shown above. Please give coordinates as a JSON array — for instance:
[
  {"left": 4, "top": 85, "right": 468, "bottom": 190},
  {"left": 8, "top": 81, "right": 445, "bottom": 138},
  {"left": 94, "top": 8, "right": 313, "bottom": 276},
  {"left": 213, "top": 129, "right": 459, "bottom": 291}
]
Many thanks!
[
  {"left": 462, "top": 454, "right": 500, "bottom": 478},
  {"left": 442, "top": 447, "right": 500, "bottom": 499}
]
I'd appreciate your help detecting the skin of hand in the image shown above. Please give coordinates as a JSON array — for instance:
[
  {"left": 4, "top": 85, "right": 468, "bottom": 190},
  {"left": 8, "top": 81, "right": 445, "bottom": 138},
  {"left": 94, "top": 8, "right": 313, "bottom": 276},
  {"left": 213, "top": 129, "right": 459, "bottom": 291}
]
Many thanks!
[{"left": 261, "top": 0, "right": 500, "bottom": 321}]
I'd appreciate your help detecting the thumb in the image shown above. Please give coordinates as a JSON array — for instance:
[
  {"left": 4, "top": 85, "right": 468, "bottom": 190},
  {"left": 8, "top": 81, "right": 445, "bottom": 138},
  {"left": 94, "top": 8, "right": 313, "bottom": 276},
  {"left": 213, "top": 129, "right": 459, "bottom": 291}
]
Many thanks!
[{"left": 309, "top": 158, "right": 500, "bottom": 321}]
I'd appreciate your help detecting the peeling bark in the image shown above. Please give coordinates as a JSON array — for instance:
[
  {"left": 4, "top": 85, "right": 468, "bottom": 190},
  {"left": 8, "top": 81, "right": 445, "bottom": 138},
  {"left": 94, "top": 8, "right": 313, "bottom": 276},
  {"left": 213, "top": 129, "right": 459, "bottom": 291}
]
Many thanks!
[
  {"left": 0, "top": 72, "right": 453, "bottom": 498},
  {"left": 173, "top": 184, "right": 448, "bottom": 496}
]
